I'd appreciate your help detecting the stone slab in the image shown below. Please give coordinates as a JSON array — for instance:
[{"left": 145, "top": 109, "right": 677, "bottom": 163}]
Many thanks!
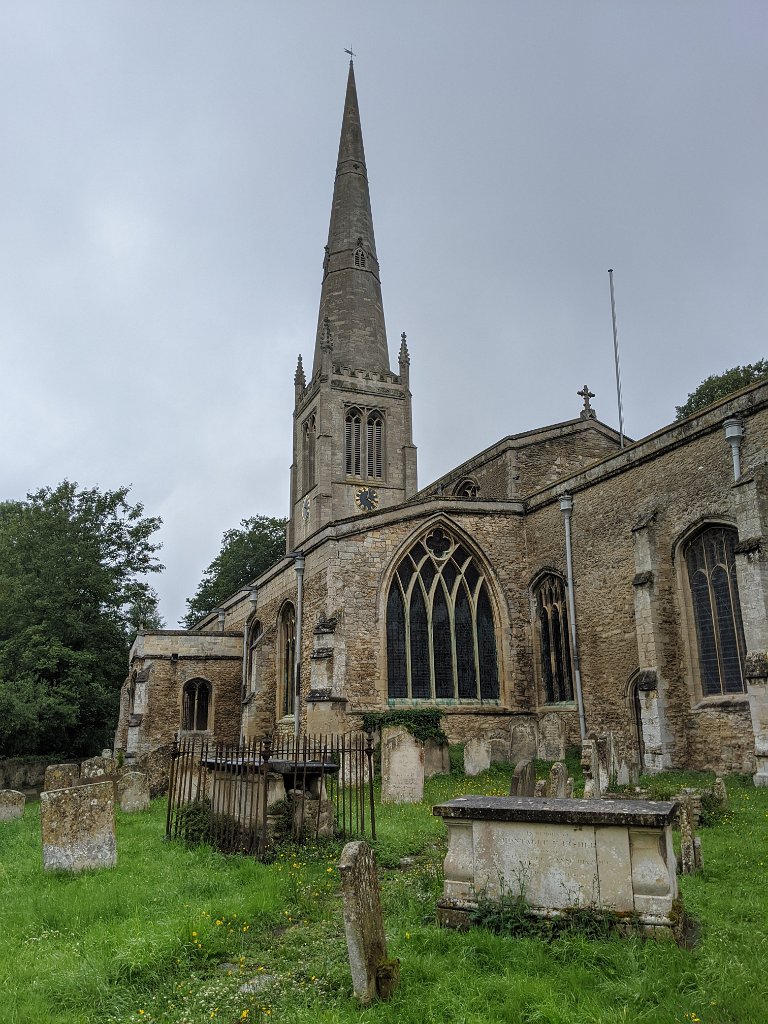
[
  {"left": 44, "top": 763, "right": 80, "bottom": 792},
  {"left": 0, "top": 790, "right": 25, "bottom": 821},
  {"left": 338, "top": 840, "right": 392, "bottom": 1005},
  {"left": 464, "top": 738, "right": 491, "bottom": 777},
  {"left": 433, "top": 795, "right": 678, "bottom": 828},
  {"left": 41, "top": 781, "right": 116, "bottom": 872},
  {"left": 381, "top": 728, "right": 424, "bottom": 804},
  {"left": 509, "top": 759, "right": 535, "bottom": 797},
  {"left": 118, "top": 771, "right": 150, "bottom": 812}
]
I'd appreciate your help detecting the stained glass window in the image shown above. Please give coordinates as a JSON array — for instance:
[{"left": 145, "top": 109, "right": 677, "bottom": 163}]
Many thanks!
[
  {"left": 386, "top": 528, "right": 500, "bottom": 701},
  {"left": 685, "top": 526, "right": 746, "bottom": 696},
  {"left": 534, "top": 575, "right": 574, "bottom": 703}
]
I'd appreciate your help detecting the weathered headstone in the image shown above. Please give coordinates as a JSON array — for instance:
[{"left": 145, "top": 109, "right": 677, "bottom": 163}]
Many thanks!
[
  {"left": 41, "top": 781, "right": 116, "bottom": 872},
  {"left": 423, "top": 738, "right": 450, "bottom": 778},
  {"left": 537, "top": 713, "right": 567, "bottom": 761},
  {"left": 44, "top": 763, "right": 80, "bottom": 792},
  {"left": 0, "top": 790, "right": 25, "bottom": 821},
  {"left": 118, "top": 771, "right": 150, "bottom": 813},
  {"left": 565, "top": 776, "right": 574, "bottom": 798},
  {"left": 712, "top": 777, "right": 728, "bottom": 808},
  {"left": 464, "top": 738, "right": 491, "bottom": 777},
  {"left": 581, "top": 737, "right": 601, "bottom": 798},
  {"left": 338, "top": 841, "right": 398, "bottom": 1005},
  {"left": 489, "top": 737, "right": 511, "bottom": 764},
  {"left": 534, "top": 779, "right": 547, "bottom": 797},
  {"left": 509, "top": 759, "right": 535, "bottom": 797},
  {"left": 381, "top": 728, "right": 424, "bottom": 804},
  {"left": 679, "top": 799, "right": 695, "bottom": 874},
  {"left": 547, "top": 761, "right": 568, "bottom": 799},
  {"left": 81, "top": 755, "right": 117, "bottom": 781},
  {"left": 101, "top": 748, "right": 113, "bottom": 758},
  {"left": 510, "top": 718, "right": 538, "bottom": 762}
]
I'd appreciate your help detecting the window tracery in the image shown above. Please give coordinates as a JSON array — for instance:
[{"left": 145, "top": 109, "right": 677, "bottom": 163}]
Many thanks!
[
  {"left": 533, "top": 574, "right": 574, "bottom": 703},
  {"left": 345, "top": 407, "right": 384, "bottom": 479},
  {"left": 182, "top": 678, "right": 211, "bottom": 732},
  {"left": 454, "top": 478, "right": 480, "bottom": 499},
  {"left": 279, "top": 604, "right": 296, "bottom": 717},
  {"left": 302, "top": 412, "right": 316, "bottom": 491},
  {"left": 386, "top": 528, "right": 499, "bottom": 702}
]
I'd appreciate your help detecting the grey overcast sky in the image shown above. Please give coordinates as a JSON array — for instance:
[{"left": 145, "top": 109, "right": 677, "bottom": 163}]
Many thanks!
[{"left": 1, "top": 2, "right": 766, "bottom": 625}]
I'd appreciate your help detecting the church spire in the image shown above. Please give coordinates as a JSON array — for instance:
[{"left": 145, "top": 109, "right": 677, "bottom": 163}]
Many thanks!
[{"left": 312, "top": 62, "right": 390, "bottom": 376}]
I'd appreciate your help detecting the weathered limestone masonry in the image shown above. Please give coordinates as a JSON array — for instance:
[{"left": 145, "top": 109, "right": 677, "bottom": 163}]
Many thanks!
[
  {"left": 434, "top": 795, "right": 680, "bottom": 936},
  {"left": 116, "top": 630, "right": 242, "bottom": 764},
  {"left": 0, "top": 790, "right": 25, "bottom": 821}
]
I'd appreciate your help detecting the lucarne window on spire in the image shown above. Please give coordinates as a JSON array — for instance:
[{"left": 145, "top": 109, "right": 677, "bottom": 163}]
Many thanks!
[{"left": 354, "top": 247, "right": 367, "bottom": 269}]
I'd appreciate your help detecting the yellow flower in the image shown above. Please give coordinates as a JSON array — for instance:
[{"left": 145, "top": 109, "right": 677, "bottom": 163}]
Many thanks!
[
  {"left": 405, "top": 932, "right": 411, "bottom": 939},
  {"left": 191, "top": 931, "right": 197, "bottom": 937},
  {"left": 240, "top": 1012, "right": 249, "bottom": 1020}
]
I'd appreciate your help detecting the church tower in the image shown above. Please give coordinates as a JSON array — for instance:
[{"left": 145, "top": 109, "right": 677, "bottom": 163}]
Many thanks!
[{"left": 288, "top": 63, "right": 417, "bottom": 550}]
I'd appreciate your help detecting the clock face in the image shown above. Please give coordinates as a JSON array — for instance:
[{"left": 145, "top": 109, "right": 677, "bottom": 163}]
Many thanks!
[
  {"left": 301, "top": 497, "right": 311, "bottom": 522},
  {"left": 355, "top": 486, "right": 379, "bottom": 512}
]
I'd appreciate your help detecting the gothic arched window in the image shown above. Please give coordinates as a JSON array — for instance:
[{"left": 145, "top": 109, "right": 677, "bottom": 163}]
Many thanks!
[
  {"left": 386, "top": 527, "right": 499, "bottom": 702},
  {"left": 182, "top": 678, "right": 211, "bottom": 731},
  {"left": 279, "top": 603, "right": 296, "bottom": 717},
  {"left": 534, "top": 574, "right": 574, "bottom": 703},
  {"left": 303, "top": 412, "right": 316, "bottom": 491},
  {"left": 685, "top": 525, "right": 746, "bottom": 696},
  {"left": 345, "top": 408, "right": 363, "bottom": 477},
  {"left": 367, "top": 412, "right": 383, "bottom": 479},
  {"left": 354, "top": 247, "right": 366, "bottom": 268},
  {"left": 454, "top": 478, "right": 479, "bottom": 499}
]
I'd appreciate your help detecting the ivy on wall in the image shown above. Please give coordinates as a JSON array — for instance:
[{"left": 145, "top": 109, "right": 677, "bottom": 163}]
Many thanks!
[{"left": 361, "top": 708, "right": 448, "bottom": 744}]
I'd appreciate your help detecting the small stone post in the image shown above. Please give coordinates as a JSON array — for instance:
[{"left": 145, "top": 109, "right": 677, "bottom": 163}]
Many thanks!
[{"left": 338, "top": 841, "right": 398, "bottom": 1005}]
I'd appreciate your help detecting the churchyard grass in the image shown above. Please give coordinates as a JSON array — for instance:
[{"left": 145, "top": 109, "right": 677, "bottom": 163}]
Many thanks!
[{"left": 2, "top": 762, "right": 767, "bottom": 1024}]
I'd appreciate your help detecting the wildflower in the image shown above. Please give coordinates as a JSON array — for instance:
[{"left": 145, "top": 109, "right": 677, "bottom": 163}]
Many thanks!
[
  {"left": 240, "top": 1012, "right": 249, "bottom": 1020},
  {"left": 326, "top": 867, "right": 333, "bottom": 873},
  {"left": 192, "top": 931, "right": 198, "bottom": 937},
  {"left": 405, "top": 932, "right": 411, "bottom": 940}
]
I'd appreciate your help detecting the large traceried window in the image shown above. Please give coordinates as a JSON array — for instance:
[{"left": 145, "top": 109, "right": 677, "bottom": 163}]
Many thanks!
[
  {"left": 182, "top": 678, "right": 211, "bottom": 731},
  {"left": 685, "top": 525, "right": 746, "bottom": 696},
  {"left": 534, "top": 574, "right": 574, "bottom": 703},
  {"left": 302, "top": 412, "right": 316, "bottom": 491},
  {"left": 345, "top": 407, "right": 384, "bottom": 479},
  {"left": 386, "top": 527, "right": 499, "bottom": 702},
  {"left": 279, "top": 603, "right": 296, "bottom": 717}
]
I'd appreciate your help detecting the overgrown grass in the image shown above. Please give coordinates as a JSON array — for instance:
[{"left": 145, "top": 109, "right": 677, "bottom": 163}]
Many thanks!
[{"left": 2, "top": 766, "right": 767, "bottom": 1023}]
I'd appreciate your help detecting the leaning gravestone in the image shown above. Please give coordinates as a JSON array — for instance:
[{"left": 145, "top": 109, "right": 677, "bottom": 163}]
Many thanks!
[
  {"left": 464, "top": 738, "right": 492, "bottom": 777},
  {"left": 0, "top": 790, "right": 25, "bottom": 821},
  {"left": 547, "top": 761, "right": 568, "bottom": 799},
  {"left": 381, "top": 728, "right": 424, "bottom": 803},
  {"left": 338, "top": 841, "right": 398, "bottom": 1005},
  {"left": 509, "top": 759, "right": 535, "bottom": 797},
  {"left": 44, "top": 763, "right": 80, "bottom": 792},
  {"left": 41, "top": 780, "right": 116, "bottom": 872},
  {"left": 118, "top": 772, "right": 150, "bottom": 813}
]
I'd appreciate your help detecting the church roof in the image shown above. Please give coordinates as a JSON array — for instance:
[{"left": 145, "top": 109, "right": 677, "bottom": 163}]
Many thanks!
[{"left": 312, "top": 62, "right": 391, "bottom": 376}]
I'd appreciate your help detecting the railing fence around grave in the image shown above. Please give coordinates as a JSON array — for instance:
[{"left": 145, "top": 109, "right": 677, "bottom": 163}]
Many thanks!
[{"left": 165, "top": 731, "right": 376, "bottom": 858}]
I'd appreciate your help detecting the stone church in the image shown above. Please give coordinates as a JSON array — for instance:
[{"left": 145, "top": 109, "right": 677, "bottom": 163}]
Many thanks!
[{"left": 115, "top": 63, "right": 768, "bottom": 784}]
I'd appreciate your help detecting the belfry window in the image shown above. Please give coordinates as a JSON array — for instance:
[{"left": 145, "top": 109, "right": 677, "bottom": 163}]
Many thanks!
[
  {"left": 182, "top": 678, "right": 211, "bottom": 732},
  {"left": 303, "top": 412, "right": 316, "bottom": 491},
  {"left": 534, "top": 574, "right": 574, "bottom": 703},
  {"left": 346, "top": 407, "right": 384, "bottom": 479},
  {"left": 354, "top": 247, "right": 367, "bottom": 269},
  {"left": 685, "top": 526, "right": 746, "bottom": 696},
  {"left": 386, "top": 527, "right": 499, "bottom": 702},
  {"left": 280, "top": 603, "right": 296, "bottom": 717}
]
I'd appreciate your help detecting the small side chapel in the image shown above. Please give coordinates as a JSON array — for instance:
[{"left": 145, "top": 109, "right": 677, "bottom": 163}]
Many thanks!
[{"left": 115, "top": 63, "right": 768, "bottom": 785}]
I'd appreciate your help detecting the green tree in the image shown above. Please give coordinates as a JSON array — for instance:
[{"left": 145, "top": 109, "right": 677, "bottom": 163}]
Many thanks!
[
  {"left": 0, "top": 482, "right": 163, "bottom": 757},
  {"left": 675, "top": 359, "right": 768, "bottom": 420},
  {"left": 182, "top": 515, "right": 287, "bottom": 628}
]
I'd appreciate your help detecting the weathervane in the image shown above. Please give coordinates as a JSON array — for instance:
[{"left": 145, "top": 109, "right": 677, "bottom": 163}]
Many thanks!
[{"left": 344, "top": 47, "right": 356, "bottom": 60}]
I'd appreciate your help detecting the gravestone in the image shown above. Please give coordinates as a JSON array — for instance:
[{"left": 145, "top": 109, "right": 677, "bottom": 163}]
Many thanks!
[
  {"left": 41, "top": 781, "right": 116, "bottom": 872},
  {"left": 509, "top": 759, "right": 535, "bottom": 797},
  {"left": 381, "top": 728, "right": 424, "bottom": 804},
  {"left": 537, "top": 713, "right": 566, "bottom": 761},
  {"left": 547, "top": 761, "right": 568, "bottom": 799},
  {"left": 423, "top": 738, "right": 450, "bottom": 778},
  {"left": 712, "top": 777, "right": 728, "bottom": 808},
  {"left": 81, "top": 755, "right": 117, "bottom": 781},
  {"left": 679, "top": 797, "right": 702, "bottom": 874},
  {"left": 0, "top": 790, "right": 25, "bottom": 821},
  {"left": 489, "top": 737, "right": 511, "bottom": 764},
  {"left": 464, "top": 738, "right": 491, "bottom": 777},
  {"left": 534, "top": 779, "right": 547, "bottom": 797},
  {"left": 338, "top": 841, "right": 398, "bottom": 1005},
  {"left": 565, "top": 777, "right": 574, "bottom": 798},
  {"left": 510, "top": 718, "right": 538, "bottom": 762},
  {"left": 44, "top": 763, "right": 80, "bottom": 792},
  {"left": 101, "top": 748, "right": 113, "bottom": 758},
  {"left": 581, "top": 737, "right": 601, "bottom": 798},
  {"left": 118, "top": 772, "right": 150, "bottom": 813}
]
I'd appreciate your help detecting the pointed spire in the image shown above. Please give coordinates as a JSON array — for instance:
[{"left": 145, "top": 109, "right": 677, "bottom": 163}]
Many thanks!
[{"left": 312, "top": 63, "right": 390, "bottom": 375}]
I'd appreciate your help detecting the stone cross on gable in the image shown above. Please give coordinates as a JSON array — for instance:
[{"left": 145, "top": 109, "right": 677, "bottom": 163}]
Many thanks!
[{"left": 578, "top": 384, "right": 596, "bottom": 420}]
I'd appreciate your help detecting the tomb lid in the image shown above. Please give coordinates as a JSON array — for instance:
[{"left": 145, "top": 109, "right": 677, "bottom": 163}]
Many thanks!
[{"left": 433, "top": 795, "right": 677, "bottom": 828}]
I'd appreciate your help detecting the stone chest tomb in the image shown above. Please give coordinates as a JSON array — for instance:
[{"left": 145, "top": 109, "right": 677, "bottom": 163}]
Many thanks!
[{"left": 433, "top": 795, "right": 679, "bottom": 935}]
